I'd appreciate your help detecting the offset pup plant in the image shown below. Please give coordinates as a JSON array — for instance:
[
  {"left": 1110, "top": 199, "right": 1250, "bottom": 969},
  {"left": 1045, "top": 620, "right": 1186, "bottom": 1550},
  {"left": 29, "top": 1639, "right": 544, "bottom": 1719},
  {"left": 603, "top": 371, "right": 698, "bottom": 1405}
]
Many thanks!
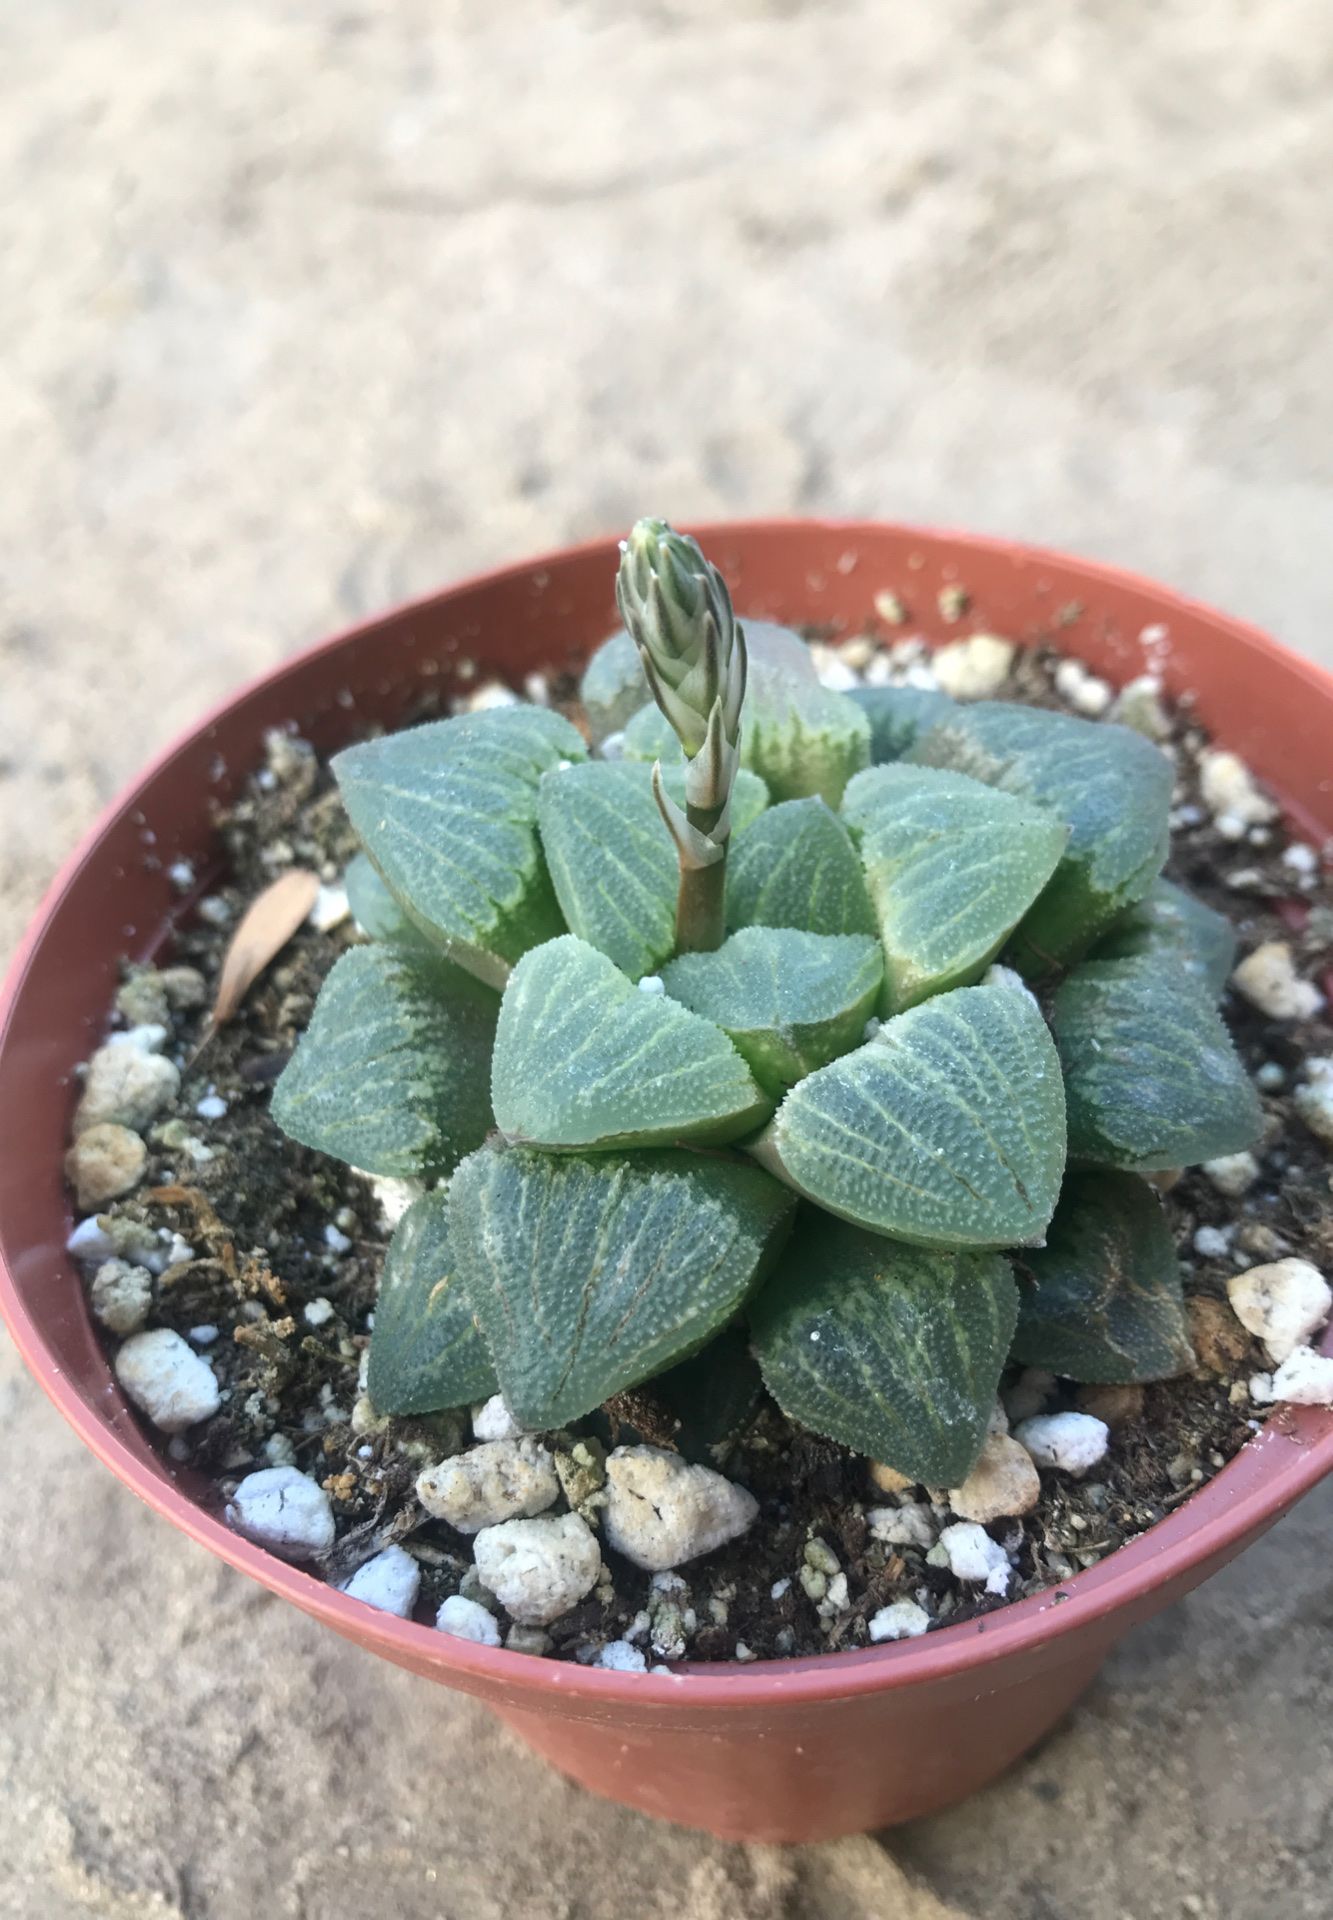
[{"left": 272, "top": 520, "right": 1261, "bottom": 1489}]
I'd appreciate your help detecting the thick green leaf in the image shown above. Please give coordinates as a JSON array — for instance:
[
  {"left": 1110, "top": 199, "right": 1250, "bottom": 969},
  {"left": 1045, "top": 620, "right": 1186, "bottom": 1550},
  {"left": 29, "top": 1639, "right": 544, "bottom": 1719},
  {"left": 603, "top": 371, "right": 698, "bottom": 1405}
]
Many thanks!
[
  {"left": 650, "top": 1326, "right": 766, "bottom": 1463},
  {"left": 1050, "top": 953, "right": 1262, "bottom": 1171},
  {"left": 743, "top": 674, "right": 871, "bottom": 806},
  {"left": 727, "top": 797, "right": 877, "bottom": 938},
  {"left": 660, "top": 928, "right": 883, "bottom": 1095},
  {"left": 620, "top": 699, "right": 682, "bottom": 765},
  {"left": 334, "top": 707, "right": 586, "bottom": 988},
  {"left": 367, "top": 1192, "right": 497, "bottom": 1415},
  {"left": 271, "top": 944, "right": 499, "bottom": 1179},
  {"left": 750, "top": 983, "right": 1067, "bottom": 1250},
  {"left": 842, "top": 764, "right": 1069, "bottom": 1012},
  {"left": 1094, "top": 877, "right": 1237, "bottom": 998},
  {"left": 537, "top": 762, "right": 677, "bottom": 980},
  {"left": 345, "top": 852, "right": 438, "bottom": 954},
  {"left": 750, "top": 1210, "right": 1018, "bottom": 1484},
  {"left": 491, "top": 935, "right": 773, "bottom": 1149},
  {"left": 741, "top": 619, "right": 819, "bottom": 681},
  {"left": 448, "top": 1144, "right": 796, "bottom": 1428},
  {"left": 1011, "top": 1171, "right": 1194, "bottom": 1382},
  {"left": 848, "top": 685, "right": 957, "bottom": 764},
  {"left": 580, "top": 628, "right": 647, "bottom": 742},
  {"left": 908, "top": 702, "right": 1172, "bottom": 971}
]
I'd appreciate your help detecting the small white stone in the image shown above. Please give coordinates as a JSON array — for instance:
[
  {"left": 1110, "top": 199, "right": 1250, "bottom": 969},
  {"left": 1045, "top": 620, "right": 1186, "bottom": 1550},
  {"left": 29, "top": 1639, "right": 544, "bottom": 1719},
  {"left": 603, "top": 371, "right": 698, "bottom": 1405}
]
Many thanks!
[
  {"left": 263, "top": 1433, "right": 297, "bottom": 1468},
  {"left": 637, "top": 974, "right": 665, "bottom": 995},
  {"left": 1231, "top": 943, "right": 1323, "bottom": 1021},
  {"left": 472, "top": 1513, "right": 604, "bottom": 1626},
  {"left": 64, "top": 1122, "right": 149, "bottom": 1211},
  {"left": 866, "top": 1502, "right": 937, "bottom": 1550},
  {"left": 74, "top": 1038, "right": 180, "bottom": 1136},
  {"left": 1112, "top": 674, "right": 1171, "bottom": 740},
  {"left": 603, "top": 1446, "right": 758, "bottom": 1571},
  {"left": 982, "top": 963, "right": 1039, "bottom": 1008},
  {"left": 1015, "top": 1412, "right": 1110, "bottom": 1476},
  {"left": 471, "top": 1394, "right": 525, "bottom": 1443},
  {"left": 948, "top": 1434, "right": 1042, "bottom": 1523},
  {"left": 323, "top": 1223, "right": 352, "bottom": 1255},
  {"left": 195, "top": 1092, "right": 228, "bottom": 1121},
  {"left": 1053, "top": 658, "right": 1112, "bottom": 717},
  {"left": 1003, "top": 1367, "right": 1056, "bottom": 1425},
  {"left": 1256, "top": 1062, "right": 1286, "bottom": 1091},
  {"left": 307, "top": 883, "right": 351, "bottom": 932},
  {"left": 1203, "top": 1151, "right": 1260, "bottom": 1198},
  {"left": 226, "top": 1466, "right": 336, "bottom": 1558},
  {"left": 930, "top": 634, "right": 1015, "bottom": 700},
  {"left": 1294, "top": 1058, "right": 1333, "bottom": 1146},
  {"left": 114, "top": 1329, "right": 220, "bottom": 1433},
  {"left": 1250, "top": 1345, "right": 1333, "bottom": 1407},
  {"left": 1227, "top": 1260, "right": 1332, "bottom": 1364},
  {"left": 1199, "top": 750, "right": 1278, "bottom": 828},
  {"left": 770, "top": 1577, "right": 791, "bottom": 1601},
  {"left": 168, "top": 859, "right": 197, "bottom": 891},
  {"left": 416, "top": 1439, "right": 560, "bottom": 1534},
  {"left": 188, "top": 1324, "right": 219, "bottom": 1346},
  {"left": 868, "top": 1599, "right": 932, "bottom": 1643},
  {"left": 935, "top": 1522, "right": 1010, "bottom": 1595},
  {"left": 1282, "top": 843, "right": 1319, "bottom": 876},
  {"left": 810, "top": 644, "right": 861, "bottom": 691},
  {"left": 1193, "top": 1225, "right": 1234, "bottom": 1258},
  {"left": 596, "top": 1640, "right": 648, "bottom": 1673},
  {"left": 89, "top": 1259, "right": 153, "bottom": 1336},
  {"left": 435, "top": 1594, "right": 502, "bottom": 1645},
  {"left": 365, "top": 1174, "right": 423, "bottom": 1231},
  {"left": 343, "top": 1546, "right": 421, "bottom": 1618},
  {"left": 66, "top": 1216, "right": 117, "bottom": 1266},
  {"left": 303, "top": 1297, "right": 335, "bottom": 1328},
  {"left": 197, "top": 895, "right": 234, "bottom": 928},
  {"left": 463, "top": 680, "right": 520, "bottom": 713}
]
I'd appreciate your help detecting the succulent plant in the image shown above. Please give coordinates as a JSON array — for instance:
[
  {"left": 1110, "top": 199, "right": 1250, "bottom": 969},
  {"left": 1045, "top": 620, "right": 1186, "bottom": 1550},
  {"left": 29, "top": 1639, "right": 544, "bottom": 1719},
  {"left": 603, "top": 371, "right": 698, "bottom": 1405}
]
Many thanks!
[{"left": 272, "top": 520, "right": 1260, "bottom": 1487}]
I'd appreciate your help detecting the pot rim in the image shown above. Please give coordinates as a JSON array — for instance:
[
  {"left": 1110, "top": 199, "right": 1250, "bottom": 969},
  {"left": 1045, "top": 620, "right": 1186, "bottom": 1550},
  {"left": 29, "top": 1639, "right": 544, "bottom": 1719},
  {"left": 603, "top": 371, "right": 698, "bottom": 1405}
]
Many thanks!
[{"left": 3, "top": 517, "right": 1331, "bottom": 1712}]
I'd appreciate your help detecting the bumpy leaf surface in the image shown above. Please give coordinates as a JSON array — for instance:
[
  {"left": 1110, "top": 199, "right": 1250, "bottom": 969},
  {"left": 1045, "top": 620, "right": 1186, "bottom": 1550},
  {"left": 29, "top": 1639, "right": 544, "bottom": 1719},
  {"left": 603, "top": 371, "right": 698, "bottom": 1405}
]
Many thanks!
[
  {"left": 367, "top": 1192, "right": 497, "bottom": 1414},
  {"left": 1050, "top": 953, "right": 1262, "bottom": 1170},
  {"left": 742, "top": 672, "right": 871, "bottom": 806},
  {"left": 334, "top": 707, "right": 586, "bottom": 987},
  {"left": 660, "top": 927, "right": 883, "bottom": 1095},
  {"left": 580, "top": 628, "right": 648, "bottom": 742},
  {"left": 537, "top": 761, "right": 678, "bottom": 980},
  {"left": 842, "top": 763, "right": 1069, "bottom": 1011},
  {"left": 271, "top": 944, "right": 499, "bottom": 1179},
  {"left": 345, "top": 852, "right": 438, "bottom": 953},
  {"left": 1094, "top": 877, "right": 1237, "bottom": 997},
  {"left": 727, "top": 797, "right": 877, "bottom": 938},
  {"left": 751, "top": 983, "right": 1067, "bottom": 1249},
  {"left": 491, "top": 936, "right": 772, "bottom": 1149},
  {"left": 908, "top": 702, "right": 1172, "bottom": 970},
  {"left": 1011, "top": 1171, "right": 1194, "bottom": 1382},
  {"left": 448, "top": 1144, "right": 796, "bottom": 1427},
  {"left": 751, "top": 1210, "right": 1018, "bottom": 1484},
  {"left": 848, "top": 685, "right": 957, "bottom": 763}
]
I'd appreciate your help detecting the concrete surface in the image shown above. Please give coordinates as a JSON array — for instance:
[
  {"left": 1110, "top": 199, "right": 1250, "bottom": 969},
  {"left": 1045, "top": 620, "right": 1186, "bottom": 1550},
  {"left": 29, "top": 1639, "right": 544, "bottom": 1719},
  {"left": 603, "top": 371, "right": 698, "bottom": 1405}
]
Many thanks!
[{"left": 1, "top": 3, "right": 1331, "bottom": 1915}]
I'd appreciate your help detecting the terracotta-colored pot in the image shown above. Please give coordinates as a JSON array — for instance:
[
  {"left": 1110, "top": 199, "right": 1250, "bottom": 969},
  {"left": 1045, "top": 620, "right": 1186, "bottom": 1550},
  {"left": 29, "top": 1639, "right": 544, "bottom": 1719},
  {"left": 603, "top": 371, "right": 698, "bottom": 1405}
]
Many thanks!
[{"left": 2, "top": 522, "right": 1331, "bottom": 1844}]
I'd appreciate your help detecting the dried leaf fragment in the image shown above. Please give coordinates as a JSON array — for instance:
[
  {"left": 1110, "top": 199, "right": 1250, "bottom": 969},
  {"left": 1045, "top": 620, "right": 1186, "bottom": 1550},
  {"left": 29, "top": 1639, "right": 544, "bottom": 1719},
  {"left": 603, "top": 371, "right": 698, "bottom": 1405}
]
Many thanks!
[{"left": 206, "top": 868, "right": 321, "bottom": 1034}]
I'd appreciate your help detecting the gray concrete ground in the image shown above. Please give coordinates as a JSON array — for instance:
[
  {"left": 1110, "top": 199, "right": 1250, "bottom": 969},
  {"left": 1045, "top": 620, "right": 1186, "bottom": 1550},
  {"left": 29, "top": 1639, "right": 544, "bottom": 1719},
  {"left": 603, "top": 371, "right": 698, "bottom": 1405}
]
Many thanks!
[{"left": 1, "top": 3, "right": 1331, "bottom": 1915}]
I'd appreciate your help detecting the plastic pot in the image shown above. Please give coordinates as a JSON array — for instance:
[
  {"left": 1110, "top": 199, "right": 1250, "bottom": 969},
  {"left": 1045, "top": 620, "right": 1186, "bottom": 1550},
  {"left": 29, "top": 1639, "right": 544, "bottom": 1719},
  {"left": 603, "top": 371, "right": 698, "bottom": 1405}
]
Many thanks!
[{"left": 2, "top": 521, "right": 1331, "bottom": 1844}]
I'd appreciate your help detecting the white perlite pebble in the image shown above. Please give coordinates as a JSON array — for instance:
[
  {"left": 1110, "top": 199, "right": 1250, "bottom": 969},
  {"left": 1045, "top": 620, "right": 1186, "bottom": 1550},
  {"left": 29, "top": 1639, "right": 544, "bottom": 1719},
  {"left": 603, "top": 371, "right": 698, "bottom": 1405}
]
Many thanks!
[
  {"left": 1199, "top": 749, "right": 1278, "bottom": 828},
  {"left": 1194, "top": 1225, "right": 1234, "bottom": 1259},
  {"left": 195, "top": 1091, "right": 228, "bottom": 1121},
  {"left": 114, "top": 1329, "right": 220, "bottom": 1433},
  {"left": 933, "top": 1522, "right": 1010, "bottom": 1595},
  {"left": 303, "top": 1297, "right": 335, "bottom": 1328},
  {"left": 868, "top": 1599, "right": 933, "bottom": 1643},
  {"left": 982, "top": 963, "right": 1040, "bottom": 1008},
  {"left": 436, "top": 1594, "right": 502, "bottom": 1645},
  {"left": 596, "top": 1640, "right": 648, "bottom": 1673},
  {"left": 226, "top": 1466, "right": 336, "bottom": 1559},
  {"left": 637, "top": 974, "right": 665, "bottom": 996},
  {"left": 307, "top": 882, "right": 350, "bottom": 932},
  {"left": 471, "top": 1394, "right": 525, "bottom": 1443},
  {"left": 64, "top": 1122, "right": 148, "bottom": 1211},
  {"left": 603, "top": 1446, "right": 759, "bottom": 1571},
  {"left": 89, "top": 1259, "right": 153, "bottom": 1336},
  {"left": 1004, "top": 1367, "right": 1056, "bottom": 1425},
  {"left": 1203, "top": 1151, "right": 1260, "bottom": 1197},
  {"left": 416, "top": 1439, "right": 560, "bottom": 1534},
  {"left": 1053, "top": 658, "right": 1112, "bottom": 717},
  {"left": 930, "top": 634, "right": 1015, "bottom": 700},
  {"left": 1294, "top": 1058, "right": 1333, "bottom": 1147},
  {"left": 1015, "top": 1412, "right": 1110, "bottom": 1476},
  {"left": 67, "top": 1216, "right": 117, "bottom": 1266},
  {"left": 1250, "top": 1346, "right": 1333, "bottom": 1408},
  {"left": 365, "top": 1174, "right": 422, "bottom": 1231},
  {"left": 73, "top": 1037, "right": 180, "bottom": 1136},
  {"left": 343, "top": 1546, "right": 421, "bottom": 1618},
  {"left": 1112, "top": 674, "right": 1171, "bottom": 741},
  {"left": 1227, "top": 1260, "right": 1332, "bottom": 1364},
  {"left": 948, "top": 1434, "right": 1042, "bottom": 1523},
  {"left": 866, "top": 1503, "right": 937, "bottom": 1550},
  {"left": 1231, "top": 942, "right": 1323, "bottom": 1021},
  {"left": 471, "top": 1513, "right": 603, "bottom": 1626}
]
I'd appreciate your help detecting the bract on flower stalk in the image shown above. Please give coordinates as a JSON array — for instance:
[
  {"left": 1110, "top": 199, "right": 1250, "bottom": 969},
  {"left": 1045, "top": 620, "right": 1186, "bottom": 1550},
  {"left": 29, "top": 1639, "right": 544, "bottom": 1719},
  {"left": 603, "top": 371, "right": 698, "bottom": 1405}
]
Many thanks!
[{"left": 615, "top": 517, "right": 747, "bottom": 951}]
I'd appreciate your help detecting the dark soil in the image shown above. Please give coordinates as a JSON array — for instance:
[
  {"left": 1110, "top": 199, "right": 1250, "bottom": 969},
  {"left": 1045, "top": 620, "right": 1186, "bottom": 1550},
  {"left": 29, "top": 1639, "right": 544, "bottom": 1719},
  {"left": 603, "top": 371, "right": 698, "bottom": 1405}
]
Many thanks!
[{"left": 68, "top": 641, "right": 1333, "bottom": 1664}]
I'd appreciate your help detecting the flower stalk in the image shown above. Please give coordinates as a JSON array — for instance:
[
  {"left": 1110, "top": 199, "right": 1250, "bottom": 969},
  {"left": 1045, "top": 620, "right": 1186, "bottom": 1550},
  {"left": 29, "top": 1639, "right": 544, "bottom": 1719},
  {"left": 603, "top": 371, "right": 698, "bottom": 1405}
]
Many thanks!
[{"left": 615, "top": 518, "right": 747, "bottom": 953}]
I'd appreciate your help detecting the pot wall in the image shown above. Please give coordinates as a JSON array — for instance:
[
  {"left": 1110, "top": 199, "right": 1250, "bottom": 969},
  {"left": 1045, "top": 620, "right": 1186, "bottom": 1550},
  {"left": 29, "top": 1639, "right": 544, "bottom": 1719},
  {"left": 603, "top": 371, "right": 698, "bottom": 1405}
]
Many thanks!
[{"left": 2, "top": 522, "right": 1331, "bottom": 1842}]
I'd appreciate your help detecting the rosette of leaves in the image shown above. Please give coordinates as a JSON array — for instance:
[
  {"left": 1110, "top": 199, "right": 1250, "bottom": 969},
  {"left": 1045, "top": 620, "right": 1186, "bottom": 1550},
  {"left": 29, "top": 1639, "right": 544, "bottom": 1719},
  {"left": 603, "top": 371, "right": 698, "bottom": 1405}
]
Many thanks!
[{"left": 273, "top": 522, "right": 1260, "bottom": 1490}]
